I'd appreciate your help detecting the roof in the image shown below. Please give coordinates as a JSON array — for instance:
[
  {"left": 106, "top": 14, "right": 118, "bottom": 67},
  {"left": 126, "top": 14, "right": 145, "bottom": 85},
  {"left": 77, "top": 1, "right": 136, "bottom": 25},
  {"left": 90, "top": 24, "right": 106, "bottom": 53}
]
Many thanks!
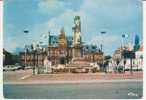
[
  {"left": 48, "top": 35, "right": 73, "bottom": 47},
  {"left": 83, "top": 45, "right": 99, "bottom": 53}
]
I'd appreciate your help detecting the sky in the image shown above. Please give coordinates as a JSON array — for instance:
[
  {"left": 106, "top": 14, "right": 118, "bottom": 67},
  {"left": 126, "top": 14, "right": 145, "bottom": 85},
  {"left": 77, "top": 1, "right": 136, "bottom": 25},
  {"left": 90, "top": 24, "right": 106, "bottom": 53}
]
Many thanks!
[{"left": 3, "top": 0, "right": 143, "bottom": 55}]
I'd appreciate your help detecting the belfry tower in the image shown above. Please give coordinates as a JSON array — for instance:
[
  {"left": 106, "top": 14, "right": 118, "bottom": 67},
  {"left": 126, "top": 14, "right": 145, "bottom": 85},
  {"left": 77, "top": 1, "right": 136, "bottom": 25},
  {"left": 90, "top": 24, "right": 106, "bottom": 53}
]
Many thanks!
[{"left": 72, "top": 16, "right": 82, "bottom": 58}]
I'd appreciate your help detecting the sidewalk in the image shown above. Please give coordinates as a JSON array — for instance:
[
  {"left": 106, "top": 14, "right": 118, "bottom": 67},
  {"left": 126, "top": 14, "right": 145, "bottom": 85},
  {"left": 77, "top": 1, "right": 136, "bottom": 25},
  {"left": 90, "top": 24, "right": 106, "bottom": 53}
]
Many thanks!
[
  {"left": 5, "top": 79, "right": 143, "bottom": 85},
  {"left": 4, "top": 71, "right": 143, "bottom": 84}
]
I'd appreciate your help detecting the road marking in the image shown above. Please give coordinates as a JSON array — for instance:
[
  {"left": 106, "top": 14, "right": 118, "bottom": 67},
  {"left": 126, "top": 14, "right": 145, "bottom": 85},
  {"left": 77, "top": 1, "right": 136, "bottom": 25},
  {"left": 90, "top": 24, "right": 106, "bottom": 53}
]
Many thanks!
[
  {"left": 20, "top": 75, "right": 31, "bottom": 80},
  {"left": 128, "top": 92, "right": 138, "bottom": 97}
]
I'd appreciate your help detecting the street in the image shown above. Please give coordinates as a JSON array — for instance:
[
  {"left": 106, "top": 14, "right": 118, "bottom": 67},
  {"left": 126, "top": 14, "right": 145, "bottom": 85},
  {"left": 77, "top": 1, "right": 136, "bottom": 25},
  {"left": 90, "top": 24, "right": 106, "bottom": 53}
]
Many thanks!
[
  {"left": 3, "top": 81, "right": 143, "bottom": 99},
  {"left": 3, "top": 69, "right": 32, "bottom": 82},
  {"left": 3, "top": 69, "right": 143, "bottom": 83}
]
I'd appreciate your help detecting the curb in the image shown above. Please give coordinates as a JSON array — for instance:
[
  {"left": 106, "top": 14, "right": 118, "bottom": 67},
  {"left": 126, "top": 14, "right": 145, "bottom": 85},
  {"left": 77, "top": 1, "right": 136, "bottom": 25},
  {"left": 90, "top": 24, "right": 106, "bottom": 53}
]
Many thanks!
[{"left": 4, "top": 79, "right": 143, "bottom": 85}]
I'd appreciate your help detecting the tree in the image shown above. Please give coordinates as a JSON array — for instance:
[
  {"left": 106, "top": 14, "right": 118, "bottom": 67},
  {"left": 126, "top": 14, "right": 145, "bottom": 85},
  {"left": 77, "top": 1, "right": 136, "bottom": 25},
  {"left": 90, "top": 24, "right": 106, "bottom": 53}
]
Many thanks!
[
  {"left": 3, "top": 49, "right": 20, "bottom": 65},
  {"left": 134, "top": 34, "right": 140, "bottom": 52}
]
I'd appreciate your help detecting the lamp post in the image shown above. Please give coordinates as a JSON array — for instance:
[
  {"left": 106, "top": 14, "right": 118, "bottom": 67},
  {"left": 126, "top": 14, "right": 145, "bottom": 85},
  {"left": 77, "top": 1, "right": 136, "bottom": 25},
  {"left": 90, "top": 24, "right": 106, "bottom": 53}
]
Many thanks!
[
  {"left": 40, "top": 32, "right": 51, "bottom": 73},
  {"left": 36, "top": 40, "right": 44, "bottom": 74},
  {"left": 100, "top": 31, "right": 106, "bottom": 52},
  {"left": 121, "top": 33, "right": 129, "bottom": 73},
  {"left": 32, "top": 42, "right": 37, "bottom": 75},
  {"left": 39, "top": 41, "right": 44, "bottom": 66},
  {"left": 48, "top": 31, "right": 51, "bottom": 59},
  {"left": 33, "top": 50, "right": 36, "bottom": 75},
  {"left": 121, "top": 34, "right": 124, "bottom": 48},
  {"left": 24, "top": 30, "right": 29, "bottom": 68},
  {"left": 100, "top": 31, "right": 106, "bottom": 72},
  {"left": 36, "top": 43, "right": 39, "bottom": 74},
  {"left": 24, "top": 45, "right": 27, "bottom": 68}
]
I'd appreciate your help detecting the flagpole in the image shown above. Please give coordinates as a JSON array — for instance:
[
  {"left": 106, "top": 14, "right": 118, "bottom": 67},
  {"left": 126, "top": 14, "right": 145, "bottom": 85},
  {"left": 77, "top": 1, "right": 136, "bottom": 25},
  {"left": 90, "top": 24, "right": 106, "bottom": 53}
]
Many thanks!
[
  {"left": 122, "top": 33, "right": 129, "bottom": 49},
  {"left": 121, "top": 36, "right": 124, "bottom": 48},
  {"left": 48, "top": 31, "right": 50, "bottom": 59},
  {"left": 100, "top": 31, "right": 106, "bottom": 52},
  {"left": 100, "top": 31, "right": 106, "bottom": 72}
]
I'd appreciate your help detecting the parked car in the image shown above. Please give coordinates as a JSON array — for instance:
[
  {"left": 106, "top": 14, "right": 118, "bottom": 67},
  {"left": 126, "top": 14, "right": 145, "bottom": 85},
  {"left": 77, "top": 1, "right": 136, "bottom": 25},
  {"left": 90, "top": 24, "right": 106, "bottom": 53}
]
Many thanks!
[
  {"left": 3, "top": 65, "right": 19, "bottom": 71},
  {"left": 25, "top": 66, "right": 32, "bottom": 69},
  {"left": 17, "top": 66, "right": 25, "bottom": 70}
]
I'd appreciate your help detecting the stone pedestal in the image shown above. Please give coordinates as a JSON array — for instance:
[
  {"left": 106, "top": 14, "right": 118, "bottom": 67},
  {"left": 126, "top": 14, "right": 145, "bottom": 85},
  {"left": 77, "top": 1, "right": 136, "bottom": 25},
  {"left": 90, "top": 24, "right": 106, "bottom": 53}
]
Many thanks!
[
  {"left": 73, "top": 44, "right": 81, "bottom": 58},
  {"left": 66, "top": 57, "right": 93, "bottom": 73}
]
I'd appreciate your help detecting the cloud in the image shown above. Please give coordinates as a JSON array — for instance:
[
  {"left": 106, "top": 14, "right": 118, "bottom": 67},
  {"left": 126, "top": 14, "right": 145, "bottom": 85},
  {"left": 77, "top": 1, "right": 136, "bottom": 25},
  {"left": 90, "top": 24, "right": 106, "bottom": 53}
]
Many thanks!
[
  {"left": 37, "top": 0, "right": 83, "bottom": 17},
  {"left": 38, "top": 0, "right": 65, "bottom": 16},
  {"left": 89, "top": 34, "right": 122, "bottom": 55},
  {"left": 4, "top": 36, "right": 21, "bottom": 53},
  {"left": 47, "top": 9, "right": 77, "bottom": 35},
  {"left": 30, "top": 0, "right": 142, "bottom": 55},
  {"left": 4, "top": 0, "right": 142, "bottom": 54}
]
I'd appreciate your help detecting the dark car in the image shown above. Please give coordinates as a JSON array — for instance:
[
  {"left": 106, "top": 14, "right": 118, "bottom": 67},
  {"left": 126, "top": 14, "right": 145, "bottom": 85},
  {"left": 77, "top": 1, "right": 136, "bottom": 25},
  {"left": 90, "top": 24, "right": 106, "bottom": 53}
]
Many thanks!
[{"left": 17, "top": 65, "right": 25, "bottom": 70}]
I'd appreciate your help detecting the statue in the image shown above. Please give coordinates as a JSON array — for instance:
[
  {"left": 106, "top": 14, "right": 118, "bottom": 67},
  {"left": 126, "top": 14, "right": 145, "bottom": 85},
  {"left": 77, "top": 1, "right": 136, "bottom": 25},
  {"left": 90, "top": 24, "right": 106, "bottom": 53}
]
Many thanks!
[
  {"left": 72, "top": 16, "right": 81, "bottom": 46},
  {"left": 72, "top": 16, "right": 82, "bottom": 58}
]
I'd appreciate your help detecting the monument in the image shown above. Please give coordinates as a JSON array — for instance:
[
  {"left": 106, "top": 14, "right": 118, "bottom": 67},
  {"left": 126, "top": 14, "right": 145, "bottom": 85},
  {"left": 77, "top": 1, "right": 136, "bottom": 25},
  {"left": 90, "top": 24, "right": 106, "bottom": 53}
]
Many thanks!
[
  {"left": 67, "top": 16, "right": 93, "bottom": 73},
  {"left": 72, "top": 16, "right": 82, "bottom": 58}
]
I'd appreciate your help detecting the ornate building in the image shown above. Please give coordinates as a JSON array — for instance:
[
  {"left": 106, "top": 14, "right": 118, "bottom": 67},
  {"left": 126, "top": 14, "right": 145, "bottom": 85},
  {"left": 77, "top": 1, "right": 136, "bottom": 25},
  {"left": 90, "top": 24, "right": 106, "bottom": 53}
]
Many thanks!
[
  {"left": 19, "top": 16, "right": 104, "bottom": 69},
  {"left": 47, "top": 28, "right": 73, "bottom": 65}
]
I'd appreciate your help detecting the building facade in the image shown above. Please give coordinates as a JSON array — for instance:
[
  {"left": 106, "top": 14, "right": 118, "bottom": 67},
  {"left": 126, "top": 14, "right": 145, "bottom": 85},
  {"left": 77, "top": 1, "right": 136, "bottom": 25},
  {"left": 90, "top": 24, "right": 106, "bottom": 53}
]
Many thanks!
[{"left": 19, "top": 16, "right": 104, "bottom": 68}]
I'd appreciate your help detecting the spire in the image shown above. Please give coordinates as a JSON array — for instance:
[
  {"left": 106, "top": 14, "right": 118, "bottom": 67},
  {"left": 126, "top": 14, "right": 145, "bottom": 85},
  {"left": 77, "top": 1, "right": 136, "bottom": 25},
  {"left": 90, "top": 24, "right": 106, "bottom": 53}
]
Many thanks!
[{"left": 58, "top": 27, "right": 67, "bottom": 48}]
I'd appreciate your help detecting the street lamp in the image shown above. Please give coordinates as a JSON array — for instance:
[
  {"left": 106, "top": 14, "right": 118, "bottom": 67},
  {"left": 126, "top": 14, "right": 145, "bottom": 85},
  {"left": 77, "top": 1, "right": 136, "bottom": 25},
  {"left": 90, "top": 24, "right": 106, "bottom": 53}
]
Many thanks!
[
  {"left": 100, "top": 31, "right": 106, "bottom": 72},
  {"left": 48, "top": 31, "right": 51, "bottom": 59},
  {"left": 121, "top": 33, "right": 128, "bottom": 48},
  {"left": 36, "top": 43, "right": 41, "bottom": 74},
  {"left": 32, "top": 42, "right": 37, "bottom": 75},
  {"left": 24, "top": 45, "right": 27, "bottom": 68},
  {"left": 100, "top": 31, "right": 106, "bottom": 52},
  {"left": 40, "top": 31, "right": 51, "bottom": 73},
  {"left": 39, "top": 41, "right": 44, "bottom": 66},
  {"left": 121, "top": 33, "right": 129, "bottom": 73},
  {"left": 24, "top": 30, "right": 29, "bottom": 68}
]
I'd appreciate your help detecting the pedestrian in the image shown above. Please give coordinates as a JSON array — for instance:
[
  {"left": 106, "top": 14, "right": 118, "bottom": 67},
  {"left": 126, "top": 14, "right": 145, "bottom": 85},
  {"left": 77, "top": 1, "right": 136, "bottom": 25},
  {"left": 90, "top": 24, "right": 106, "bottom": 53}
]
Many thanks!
[{"left": 123, "top": 59, "right": 126, "bottom": 73}]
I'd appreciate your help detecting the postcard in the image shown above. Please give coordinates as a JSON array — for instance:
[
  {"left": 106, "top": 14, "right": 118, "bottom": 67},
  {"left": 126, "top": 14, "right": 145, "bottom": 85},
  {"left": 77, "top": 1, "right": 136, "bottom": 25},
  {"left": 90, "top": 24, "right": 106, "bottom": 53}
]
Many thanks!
[{"left": 2, "top": 0, "right": 143, "bottom": 99}]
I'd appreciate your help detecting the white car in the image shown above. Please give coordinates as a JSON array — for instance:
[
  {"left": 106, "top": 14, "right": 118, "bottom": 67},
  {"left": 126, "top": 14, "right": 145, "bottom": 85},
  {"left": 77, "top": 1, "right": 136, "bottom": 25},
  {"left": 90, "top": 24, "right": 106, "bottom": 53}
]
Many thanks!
[{"left": 3, "top": 66, "right": 18, "bottom": 71}]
